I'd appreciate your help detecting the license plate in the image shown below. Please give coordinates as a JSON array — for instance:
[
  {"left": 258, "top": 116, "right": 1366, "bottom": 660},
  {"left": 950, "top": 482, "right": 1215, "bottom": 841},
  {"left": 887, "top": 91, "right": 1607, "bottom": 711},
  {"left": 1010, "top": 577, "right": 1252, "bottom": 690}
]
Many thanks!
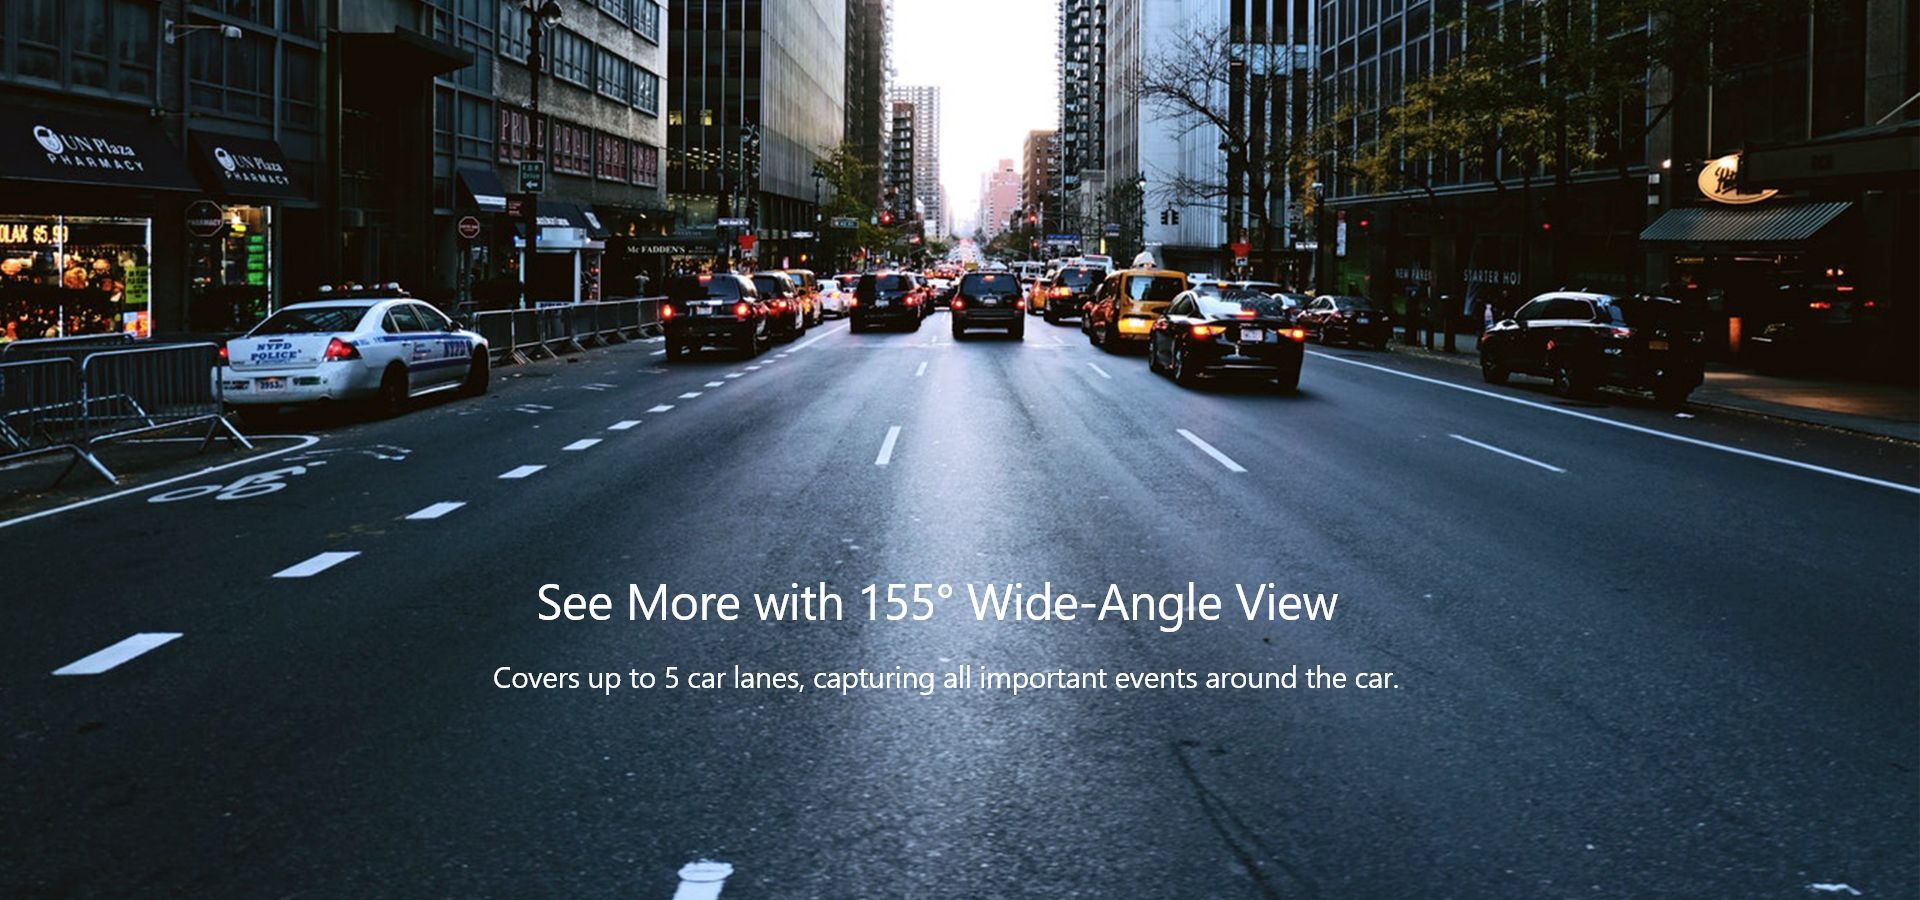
[
  {"left": 1648, "top": 339, "right": 1669, "bottom": 351},
  {"left": 1355, "top": 316, "right": 1371, "bottom": 324},
  {"left": 874, "top": 299, "right": 889, "bottom": 308},
  {"left": 983, "top": 297, "right": 998, "bottom": 306},
  {"left": 257, "top": 377, "right": 287, "bottom": 392},
  {"left": 1239, "top": 328, "right": 1267, "bottom": 343}
]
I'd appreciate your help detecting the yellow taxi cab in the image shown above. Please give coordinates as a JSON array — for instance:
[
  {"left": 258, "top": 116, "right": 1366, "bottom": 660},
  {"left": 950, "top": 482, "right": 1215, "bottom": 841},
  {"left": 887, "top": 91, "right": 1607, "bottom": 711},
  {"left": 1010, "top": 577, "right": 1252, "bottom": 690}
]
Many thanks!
[
  {"left": 781, "top": 269, "right": 824, "bottom": 326},
  {"left": 1084, "top": 268, "right": 1189, "bottom": 350}
]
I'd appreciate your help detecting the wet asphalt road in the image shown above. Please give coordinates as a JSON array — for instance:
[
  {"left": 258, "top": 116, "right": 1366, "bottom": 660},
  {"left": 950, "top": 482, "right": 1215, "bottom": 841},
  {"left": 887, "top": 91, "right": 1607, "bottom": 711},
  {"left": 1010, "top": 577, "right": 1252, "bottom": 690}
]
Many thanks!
[{"left": 2, "top": 310, "right": 1916, "bottom": 898}]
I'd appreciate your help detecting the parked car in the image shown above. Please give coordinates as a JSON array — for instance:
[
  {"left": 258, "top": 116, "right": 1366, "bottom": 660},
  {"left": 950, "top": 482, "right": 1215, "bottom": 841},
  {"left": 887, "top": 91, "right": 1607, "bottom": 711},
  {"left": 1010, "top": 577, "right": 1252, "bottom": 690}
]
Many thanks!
[
  {"left": 1148, "top": 288, "right": 1307, "bottom": 391},
  {"left": 851, "top": 272, "right": 924, "bottom": 332},
  {"left": 818, "top": 280, "right": 850, "bottom": 318},
  {"left": 750, "top": 272, "right": 808, "bottom": 340},
  {"left": 1744, "top": 283, "right": 1879, "bottom": 375},
  {"left": 1085, "top": 268, "right": 1189, "bottom": 352},
  {"left": 220, "top": 289, "right": 488, "bottom": 416},
  {"left": 1479, "top": 291, "right": 1705, "bottom": 404},
  {"left": 1297, "top": 295, "right": 1392, "bottom": 348},
  {"left": 781, "top": 269, "right": 824, "bottom": 326},
  {"left": 1037, "top": 265, "right": 1101, "bottom": 324},
  {"left": 661, "top": 274, "right": 771, "bottom": 359},
  {"left": 950, "top": 271, "right": 1025, "bottom": 340}
]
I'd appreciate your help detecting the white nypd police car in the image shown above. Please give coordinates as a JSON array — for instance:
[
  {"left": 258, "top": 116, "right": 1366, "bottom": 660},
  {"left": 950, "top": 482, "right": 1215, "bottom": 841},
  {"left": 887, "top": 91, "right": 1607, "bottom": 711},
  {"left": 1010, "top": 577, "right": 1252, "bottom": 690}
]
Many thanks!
[{"left": 220, "top": 286, "right": 489, "bottom": 413}]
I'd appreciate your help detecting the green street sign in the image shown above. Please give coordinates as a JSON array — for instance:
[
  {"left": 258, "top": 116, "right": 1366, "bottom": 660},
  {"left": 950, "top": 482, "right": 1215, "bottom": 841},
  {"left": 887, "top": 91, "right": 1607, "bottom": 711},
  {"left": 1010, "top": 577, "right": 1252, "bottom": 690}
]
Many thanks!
[
  {"left": 831, "top": 216, "right": 859, "bottom": 230},
  {"left": 519, "top": 161, "right": 545, "bottom": 194}
]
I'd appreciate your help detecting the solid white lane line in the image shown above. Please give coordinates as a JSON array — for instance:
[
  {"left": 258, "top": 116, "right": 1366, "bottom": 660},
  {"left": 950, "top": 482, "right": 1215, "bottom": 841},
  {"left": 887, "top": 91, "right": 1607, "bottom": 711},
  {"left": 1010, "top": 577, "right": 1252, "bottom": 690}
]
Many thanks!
[
  {"left": 563, "top": 439, "right": 602, "bottom": 451},
  {"left": 1177, "top": 429, "right": 1247, "bottom": 473},
  {"left": 1087, "top": 362, "right": 1111, "bottom": 379},
  {"left": 405, "top": 501, "right": 466, "bottom": 521},
  {"left": 648, "top": 404, "right": 675, "bottom": 413},
  {"left": 609, "top": 420, "right": 642, "bottom": 431},
  {"left": 0, "top": 434, "right": 321, "bottom": 533},
  {"left": 1449, "top": 434, "right": 1566, "bottom": 474},
  {"left": 915, "top": 361, "right": 928, "bottom": 377},
  {"left": 875, "top": 425, "right": 902, "bottom": 466},
  {"left": 273, "top": 551, "right": 361, "bottom": 578},
  {"left": 53, "top": 633, "right": 183, "bottom": 676},
  {"left": 1308, "top": 351, "right": 1920, "bottom": 495},
  {"left": 678, "top": 391, "right": 703, "bottom": 399},
  {"left": 499, "top": 465, "right": 546, "bottom": 479}
]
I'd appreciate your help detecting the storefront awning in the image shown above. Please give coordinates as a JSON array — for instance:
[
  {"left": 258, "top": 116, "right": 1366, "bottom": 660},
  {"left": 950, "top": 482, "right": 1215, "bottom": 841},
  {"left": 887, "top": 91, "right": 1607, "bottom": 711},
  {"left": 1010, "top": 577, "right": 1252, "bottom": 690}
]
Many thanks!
[
  {"left": 0, "top": 107, "right": 198, "bottom": 192},
  {"left": 189, "top": 130, "right": 309, "bottom": 201},
  {"left": 514, "top": 202, "right": 610, "bottom": 239},
  {"left": 1741, "top": 120, "right": 1920, "bottom": 189},
  {"left": 1639, "top": 202, "right": 1852, "bottom": 248},
  {"left": 457, "top": 168, "right": 507, "bottom": 212}
]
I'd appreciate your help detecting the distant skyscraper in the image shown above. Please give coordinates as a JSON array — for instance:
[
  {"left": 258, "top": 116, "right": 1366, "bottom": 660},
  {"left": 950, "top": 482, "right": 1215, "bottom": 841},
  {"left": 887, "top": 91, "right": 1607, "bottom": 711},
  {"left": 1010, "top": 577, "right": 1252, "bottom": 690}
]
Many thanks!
[
  {"left": 844, "top": 0, "right": 890, "bottom": 205},
  {"left": 979, "top": 159, "right": 1021, "bottom": 239},
  {"left": 1023, "top": 129, "right": 1061, "bottom": 246},
  {"left": 887, "top": 85, "right": 944, "bottom": 238},
  {"left": 1060, "top": 0, "right": 1107, "bottom": 240}
]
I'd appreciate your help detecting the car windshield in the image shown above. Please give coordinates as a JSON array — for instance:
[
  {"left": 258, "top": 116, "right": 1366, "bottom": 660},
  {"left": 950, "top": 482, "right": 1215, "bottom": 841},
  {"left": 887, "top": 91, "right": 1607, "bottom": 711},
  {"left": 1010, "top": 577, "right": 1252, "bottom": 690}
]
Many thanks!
[
  {"left": 751, "top": 276, "right": 791, "bottom": 297},
  {"left": 251, "top": 306, "right": 369, "bottom": 335},
  {"left": 1127, "top": 276, "right": 1186, "bottom": 302},
  {"left": 1199, "top": 293, "right": 1290, "bottom": 318},
  {"left": 665, "top": 276, "right": 745, "bottom": 301},
  {"left": 1056, "top": 267, "right": 1097, "bottom": 287},
  {"left": 960, "top": 273, "right": 1020, "bottom": 296},
  {"left": 1337, "top": 296, "right": 1377, "bottom": 311}
]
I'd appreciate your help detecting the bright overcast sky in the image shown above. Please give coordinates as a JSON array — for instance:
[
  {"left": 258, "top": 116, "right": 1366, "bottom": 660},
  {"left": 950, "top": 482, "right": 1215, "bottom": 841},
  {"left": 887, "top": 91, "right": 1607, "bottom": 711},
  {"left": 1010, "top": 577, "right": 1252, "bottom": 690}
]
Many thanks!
[{"left": 891, "top": 0, "right": 1060, "bottom": 236}]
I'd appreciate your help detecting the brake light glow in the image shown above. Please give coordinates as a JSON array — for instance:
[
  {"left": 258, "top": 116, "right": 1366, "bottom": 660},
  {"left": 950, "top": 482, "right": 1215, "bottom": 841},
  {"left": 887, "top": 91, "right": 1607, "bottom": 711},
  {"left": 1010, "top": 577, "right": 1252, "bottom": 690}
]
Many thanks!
[
  {"left": 907, "top": 296, "right": 921, "bottom": 306},
  {"left": 1051, "top": 287, "right": 1071, "bottom": 298},
  {"left": 1235, "top": 309, "right": 1257, "bottom": 318},
  {"left": 735, "top": 302, "right": 752, "bottom": 320},
  {"left": 1015, "top": 298, "right": 1025, "bottom": 309},
  {"left": 1808, "top": 301, "right": 1833, "bottom": 310},
  {"left": 1118, "top": 317, "right": 1154, "bottom": 335},
  {"left": 323, "top": 338, "right": 360, "bottom": 362},
  {"left": 771, "top": 300, "right": 787, "bottom": 312},
  {"left": 1609, "top": 326, "right": 1634, "bottom": 338},
  {"left": 1835, "top": 285, "right": 1855, "bottom": 292},
  {"left": 1190, "top": 324, "right": 1225, "bottom": 339},
  {"left": 217, "top": 345, "right": 230, "bottom": 364},
  {"left": 661, "top": 304, "right": 676, "bottom": 320},
  {"left": 1286, "top": 328, "right": 1306, "bottom": 341},
  {"left": 951, "top": 298, "right": 965, "bottom": 311}
]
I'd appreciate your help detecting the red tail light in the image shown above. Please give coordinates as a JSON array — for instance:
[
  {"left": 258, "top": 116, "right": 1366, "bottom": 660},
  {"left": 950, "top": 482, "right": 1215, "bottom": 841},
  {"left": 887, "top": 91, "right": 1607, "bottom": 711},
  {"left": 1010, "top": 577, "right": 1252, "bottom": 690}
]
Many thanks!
[
  {"left": 1236, "top": 309, "right": 1257, "bottom": 318},
  {"left": 1808, "top": 301, "right": 1833, "bottom": 310},
  {"left": 847, "top": 297, "right": 859, "bottom": 308},
  {"left": 1051, "top": 287, "right": 1070, "bottom": 298},
  {"left": 1190, "top": 324, "right": 1225, "bottom": 339},
  {"left": 735, "top": 302, "right": 752, "bottom": 320},
  {"left": 1015, "top": 297, "right": 1025, "bottom": 309},
  {"left": 906, "top": 296, "right": 921, "bottom": 306},
  {"left": 771, "top": 299, "right": 787, "bottom": 312},
  {"left": 1286, "top": 328, "right": 1306, "bottom": 341},
  {"left": 1609, "top": 326, "right": 1634, "bottom": 338},
  {"left": 951, "top": 298, "right": 965, "bottom": 311},
  {"left": 660, "top": 304, "right": 676, "bottom": 320},
  {"left": 323, "top": 338, "right": 360, "bottom": 361},
  {"left": 217, "top": 345, "right": 230, "bottom": 364}
]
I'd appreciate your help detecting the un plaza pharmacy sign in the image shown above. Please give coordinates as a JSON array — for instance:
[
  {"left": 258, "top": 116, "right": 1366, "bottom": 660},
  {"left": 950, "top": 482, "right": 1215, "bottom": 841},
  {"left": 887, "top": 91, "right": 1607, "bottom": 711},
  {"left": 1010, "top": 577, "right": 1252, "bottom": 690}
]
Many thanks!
[
  {"left": 209, "top": 144, "right": 291, "bottom": 189},
  {"left": 33, "top": 124, "right": 148, "bottom": 174}
]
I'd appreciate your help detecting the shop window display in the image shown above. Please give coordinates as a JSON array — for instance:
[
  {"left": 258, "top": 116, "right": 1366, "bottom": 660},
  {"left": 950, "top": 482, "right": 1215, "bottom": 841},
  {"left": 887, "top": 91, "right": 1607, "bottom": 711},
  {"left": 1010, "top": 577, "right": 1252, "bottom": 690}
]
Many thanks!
[{"left": 0, "top": 216, "right": 151, "bottom": 341}]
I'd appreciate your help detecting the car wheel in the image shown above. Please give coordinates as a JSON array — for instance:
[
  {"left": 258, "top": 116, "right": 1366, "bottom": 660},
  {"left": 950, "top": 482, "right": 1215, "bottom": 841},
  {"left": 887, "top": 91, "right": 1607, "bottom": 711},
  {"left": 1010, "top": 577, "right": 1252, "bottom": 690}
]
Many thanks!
[
  {"left": 460, "top": 350, "right": 490, "bottom": 396},
  {"left": 1173, "top": 346, "right": 1200, "bottom": 387},
  {"left": 375, "top": 365, "right": 409, "bottom": 417},
  {"left": 1010, "top": 323, "right": 1025, "bottom": 341},
  {"left": 1148, "top": 342, "right": 1166, "bottom": 374},
  {"left": 1102, "top": 322, "right": 1121, "bottom": 354},
  {"left": 1480, "top": 357, "right": 1509, "bottom": 385},
  {"left": 1372, "top": 338, "right": 1390, "bottom": 351},
  {"left": 1551, "top": 360, "right": 1593, "bottom": 398},
  {"left": 951, "top": 322, "right": 966, "bottom": 340}
]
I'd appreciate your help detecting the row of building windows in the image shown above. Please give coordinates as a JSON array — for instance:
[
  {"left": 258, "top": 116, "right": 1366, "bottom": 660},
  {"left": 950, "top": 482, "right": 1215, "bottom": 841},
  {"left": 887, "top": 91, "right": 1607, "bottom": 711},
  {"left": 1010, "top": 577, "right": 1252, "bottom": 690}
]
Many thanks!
[
  {"left": 498, "top": 13, "right": 660, "bottom": 116},
  {"left": 594, "top": 0, "right": 664, "bottom": 44},
  {"left": 493, "top": 104, "right": 660, "bottom": 187},
  {"left": 0, "top": 0, "right": 158, "bottom": 103}
]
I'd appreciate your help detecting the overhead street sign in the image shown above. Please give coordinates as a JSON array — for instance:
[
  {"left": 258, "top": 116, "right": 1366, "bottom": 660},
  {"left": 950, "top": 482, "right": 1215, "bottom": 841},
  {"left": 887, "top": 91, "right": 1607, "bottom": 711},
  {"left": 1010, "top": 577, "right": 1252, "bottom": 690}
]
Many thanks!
[
  {"left": 718, "top": 217, "right": 751, "bottom": 228},
  {"left": 518, "top": 161, "right": 545, "bottom": 194},
  {"left": 830, "top": 217, "right": 859, "bottom": 229}
]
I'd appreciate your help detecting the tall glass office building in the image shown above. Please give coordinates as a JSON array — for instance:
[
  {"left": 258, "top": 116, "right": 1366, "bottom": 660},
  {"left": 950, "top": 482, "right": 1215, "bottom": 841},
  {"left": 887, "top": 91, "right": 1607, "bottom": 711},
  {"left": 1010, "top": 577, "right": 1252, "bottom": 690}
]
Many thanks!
[{"left": 666, "top": 0, "right": 846, "bottom": 270}]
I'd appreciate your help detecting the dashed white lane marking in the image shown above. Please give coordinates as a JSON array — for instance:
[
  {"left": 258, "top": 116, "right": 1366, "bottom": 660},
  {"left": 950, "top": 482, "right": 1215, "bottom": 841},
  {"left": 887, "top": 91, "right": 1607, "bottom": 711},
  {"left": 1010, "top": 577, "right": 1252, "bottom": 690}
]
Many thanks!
[
  {"left": 875, "top": 425, "right": 902, "bottom": 466},
  {"left": 499, "top": 465, "right": 547, "bottom": 479},
  {"left": 563, "top": 439, "right": 602, "bottom": 451},
  {"left": 53, "top": 633, "right": 183, "bottom": 676},
  {"left": 1177, "top": 429, "right": 1247, "bottom": 473},
  {"left": 514, "top": 403, "right": 555, "bottom": 414},
  {"left": 405, "top": 502, "right": 466, "bottom": 521},
  {"left": 724, "top": 372, "right": 744, "bottom": 379},
  {"left": 648, "top": 404, "right": 676, "bottom": 413},
  {"left": 915, "top": 361, "right": 928, "bottom": 377},
  {"left": 678, "top": 391, "right": 703, "bottom": 399},
  {"left": 1448, "top": 434, "right": 1566, "bottom": 473},
  {"left": 1087, "top": 362, "right": 1111, "bottom": 379},
  {"left": 609, "top": 420, "right": 642, "bottom": 431},
  {"left": 273, "top": 551, "right": 361, "bottom": 578},
  {"left": 583, "top": 383, "right": 615, "bottom": 391},
  {"left": 704, "top": 381, "right": 725, "bottom": 388},
  {"left": 1308, "top": 351, "right": 1920, "bottom": 496},
  {"left": 673, "top": 860, "right": 735, "bottom": 900}
]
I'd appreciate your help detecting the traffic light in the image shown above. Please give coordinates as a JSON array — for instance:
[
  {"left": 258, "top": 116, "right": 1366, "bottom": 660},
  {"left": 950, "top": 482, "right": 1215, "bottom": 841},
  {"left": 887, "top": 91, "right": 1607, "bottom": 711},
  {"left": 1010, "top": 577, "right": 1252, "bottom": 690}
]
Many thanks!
[
  {"left": 880, "top": 210, "right": 895, "bottom": 227},
  {"left": 1159, "top": 210, "right": 1169, "bottom": 225},
  {"left": 1171, "top": 210, "right": 1181, "bottom": 226}
]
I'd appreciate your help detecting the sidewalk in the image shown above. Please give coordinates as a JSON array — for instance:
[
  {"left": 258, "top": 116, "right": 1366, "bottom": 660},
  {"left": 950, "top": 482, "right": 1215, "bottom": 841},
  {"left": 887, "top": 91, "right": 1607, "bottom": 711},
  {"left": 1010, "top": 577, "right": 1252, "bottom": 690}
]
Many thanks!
[{"left": 1387, "top": 327, "right": 1920, "bottom": 443}]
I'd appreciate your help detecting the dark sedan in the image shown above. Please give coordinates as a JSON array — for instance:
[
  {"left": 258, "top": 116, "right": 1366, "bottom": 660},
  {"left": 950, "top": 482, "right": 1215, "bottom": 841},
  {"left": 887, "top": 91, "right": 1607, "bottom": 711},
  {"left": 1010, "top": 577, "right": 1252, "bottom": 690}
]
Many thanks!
[
  {"left": 1298, "top": 295, "right": 1392, "bottom": 348},
  {"left": 850, "top": 272, "right": 924, "bottom": 332},
  {"left": 660, "top": 274, "right": 770, "bottom": 359},
  {"left": 1148, "top": 288, "right": 1307, "bottom": 391},
  {"left": 1479, "top": 291, "right": 1705, "bottom": 404}
]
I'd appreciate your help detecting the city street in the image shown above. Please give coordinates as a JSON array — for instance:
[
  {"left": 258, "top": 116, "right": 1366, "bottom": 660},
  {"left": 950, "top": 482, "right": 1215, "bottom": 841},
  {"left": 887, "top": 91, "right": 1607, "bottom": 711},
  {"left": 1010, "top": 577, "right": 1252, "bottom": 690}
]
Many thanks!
[{"left": 4, "top": 312, "right": 1915, "bottom": 897}]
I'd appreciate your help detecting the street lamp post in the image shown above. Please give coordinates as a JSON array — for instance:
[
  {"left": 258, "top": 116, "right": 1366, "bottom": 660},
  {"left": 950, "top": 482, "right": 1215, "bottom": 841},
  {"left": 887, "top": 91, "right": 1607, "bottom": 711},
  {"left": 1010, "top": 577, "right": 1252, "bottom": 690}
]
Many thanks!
[
  {"left": 514, "top": 0, "right": 564, "bottom": 300},
  {"left": 811, "top": 164, "right": 825, "bottom": 269},
  {"left": 1310, "top": 180, "right": 1326, "bottom": 295}
]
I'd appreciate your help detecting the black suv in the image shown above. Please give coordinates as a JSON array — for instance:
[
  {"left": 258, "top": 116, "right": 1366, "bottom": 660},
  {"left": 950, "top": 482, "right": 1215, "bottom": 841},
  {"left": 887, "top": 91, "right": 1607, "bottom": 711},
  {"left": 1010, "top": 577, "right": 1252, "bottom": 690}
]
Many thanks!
[
  {"left": 660, "top": 274, "right": 769, "bottom": 359},
  {"left": 951, "top": 271, "right": 1025, "bottom": 340},
  {"left": 851, "top": 272, "right": 923, "bottom": 332},
  {"left": 750, "top": 272, "right": 808, "bottom": 341},
  {"left": 1479, "top": 291, "right": 1705, "bottom": 404},
  {"left": 1041, "top": 265, "right": 1101, "bottom": 324}
]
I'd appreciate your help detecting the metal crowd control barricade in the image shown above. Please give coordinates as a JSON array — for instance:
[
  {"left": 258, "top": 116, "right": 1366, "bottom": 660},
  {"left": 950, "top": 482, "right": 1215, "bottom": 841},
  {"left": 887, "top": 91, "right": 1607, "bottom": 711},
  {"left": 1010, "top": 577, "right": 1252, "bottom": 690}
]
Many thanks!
[
  {"left": 75, "top": 343, "right": 251, "bottom": 483},
  {"left": 0, "top": 357, "right": 107, "bottom": 481},
  {"left": 534, "top": 304, "right": 580, "bottom": 355},
  {"left": 0, "top": 332, "right": 137, "bottom": 362},
  {"left": 470, "top": 311, "right": 519, "bottom": 365},
  {"left": 569, "top": 303, "right": 602, "bottom": 348}
]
